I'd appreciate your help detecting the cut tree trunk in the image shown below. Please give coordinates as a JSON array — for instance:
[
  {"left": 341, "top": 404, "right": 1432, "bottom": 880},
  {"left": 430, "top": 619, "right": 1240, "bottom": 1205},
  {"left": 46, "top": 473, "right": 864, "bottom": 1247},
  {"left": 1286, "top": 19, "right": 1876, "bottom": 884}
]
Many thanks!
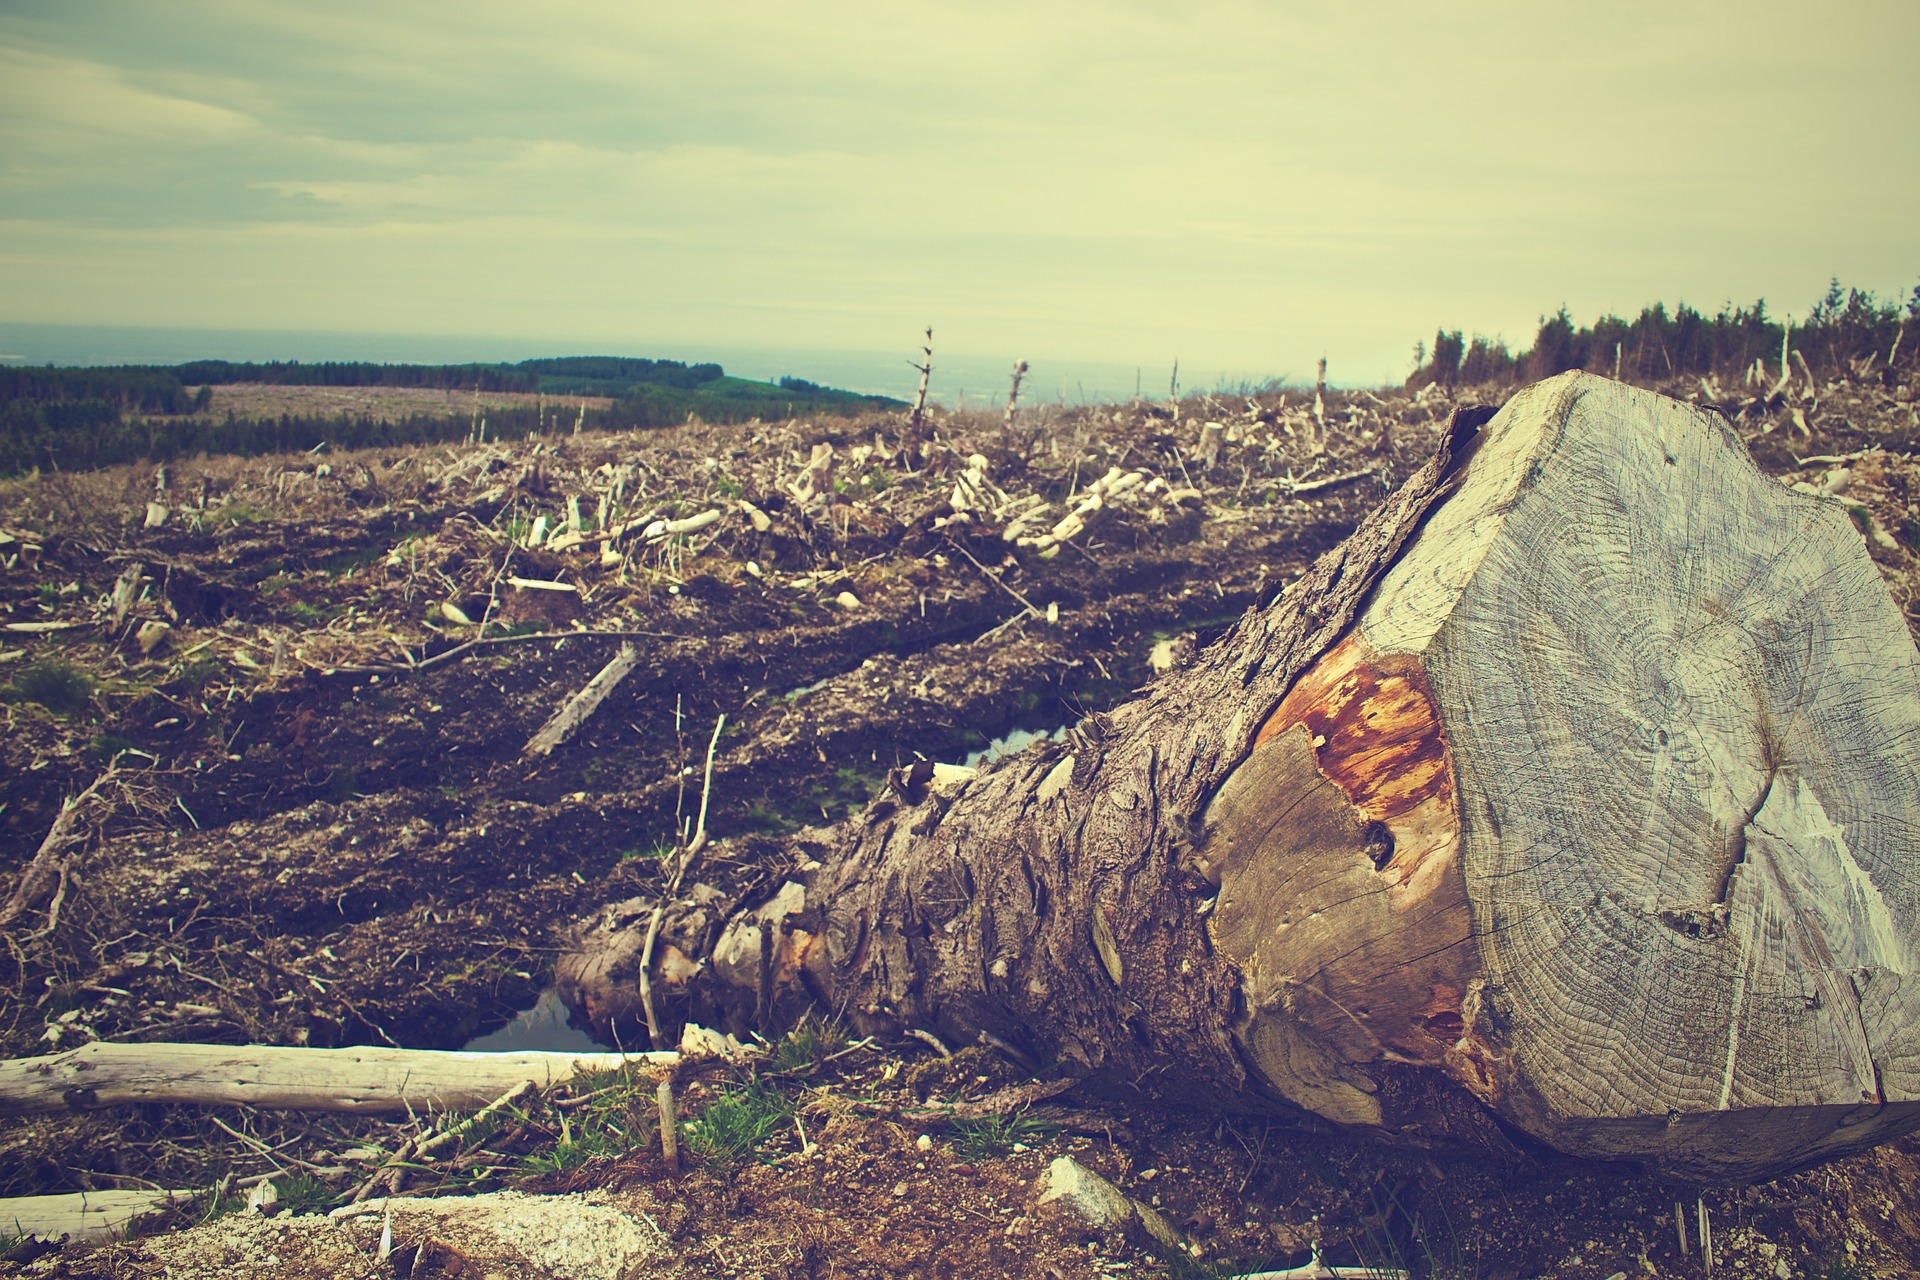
[{"left": 560, "top": 372, "right": 1920, "bottom": 1182}]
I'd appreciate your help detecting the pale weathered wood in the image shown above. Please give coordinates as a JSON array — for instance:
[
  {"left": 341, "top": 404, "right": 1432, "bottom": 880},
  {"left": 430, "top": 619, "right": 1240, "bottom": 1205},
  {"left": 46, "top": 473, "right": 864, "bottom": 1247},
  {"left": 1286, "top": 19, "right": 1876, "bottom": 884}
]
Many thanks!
[
  {"left": 0, "top": 1190, "right": 193, "bottom": 1243},
  {"left": 1206, "top": 371, "right": 1920, "bottom": 1180},
  {"left": 0, "top": 1042, "right": 676, "bottom": 1117},
  {"left": 0, "top": 768, "right": 115, "bottom": 929},
  {"left": 523, "top": 642, "right": 643, "bottom": 756}
]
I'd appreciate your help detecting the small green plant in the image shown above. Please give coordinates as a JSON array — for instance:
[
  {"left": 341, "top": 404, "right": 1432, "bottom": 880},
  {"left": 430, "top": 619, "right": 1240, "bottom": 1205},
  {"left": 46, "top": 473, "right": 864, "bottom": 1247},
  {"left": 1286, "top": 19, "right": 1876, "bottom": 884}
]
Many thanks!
[
  {"left": 1807, "top": 1258, "right": 1872, "bottom": 1280},
  {"left": 742, "top": 802, "right": 802, "bottom": 836},
  {"left": 769, "top": 1014, "right": 849, "bottom": 1074},
  {"left": 947, "top": 1109, "right": 1059, "bottom": 1161},
  {"left": 37, "top": 583, "right": 60, "bottom": 604},
  {"left": 89, "top": 732, "right": 135, "bottom": 764},
  {"left": 520, "top": 1130, "right": 595, "bottom": 1176},
  {"left": 515, "top": 1068, "right": 655, "bottom": 1179},
  {"left": 685, "top": 1080, "right": 793, "bottom": 1168},
  {"left": 173, "top": 655, "right": 222, "bottom": 690},
  {"left": 190, "top": 1188, "right": 246, "bottom": 1225},
  {"left": 287, "top": 600, "right": 343, "bottom": 624},
  {"left": 272, "top": 1174, "right": 338, "bottom": 1216},
  {"left": 1355, "top": 1182, "right": 1471, "bottom": 1280},
  {"left": 621, "top": 839, "right": 677, "bottom": 862},
  {"left": 325, "top": 765, "right": 360, "bottom": 802},
  {"left": 218, "top": 503, "right": 272, "bottom": 526},
  {"left": 5, "top": 659, "right": 95, "bottom": 716}
]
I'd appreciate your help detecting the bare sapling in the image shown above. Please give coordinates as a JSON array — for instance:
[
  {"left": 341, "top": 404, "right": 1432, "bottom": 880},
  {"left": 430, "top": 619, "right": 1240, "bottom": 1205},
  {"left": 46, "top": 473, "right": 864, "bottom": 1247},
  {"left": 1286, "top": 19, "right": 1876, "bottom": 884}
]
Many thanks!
[{"left": 908, "top": 329, "right": 934, "bottom": 434}]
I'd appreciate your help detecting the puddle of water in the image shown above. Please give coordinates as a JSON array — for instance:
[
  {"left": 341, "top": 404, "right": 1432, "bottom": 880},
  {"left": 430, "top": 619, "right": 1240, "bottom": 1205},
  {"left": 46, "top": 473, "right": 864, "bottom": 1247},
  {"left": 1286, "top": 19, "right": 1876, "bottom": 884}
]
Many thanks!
[
  {"left": 782, "top": 676, "right": 834, "bottom": 702},
  {"left": 461, "top": 988, "right": 607, "bottom": 1054},
  {"left": 964, "top": 724, "right": 1069, "bottom": 769}
]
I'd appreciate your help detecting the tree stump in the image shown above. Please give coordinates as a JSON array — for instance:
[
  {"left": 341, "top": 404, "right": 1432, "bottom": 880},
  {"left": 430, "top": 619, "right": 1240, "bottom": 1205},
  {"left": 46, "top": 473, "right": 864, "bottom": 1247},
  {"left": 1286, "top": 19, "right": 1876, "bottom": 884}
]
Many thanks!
[
  {"left": 1200, "top": 372, "right": 1920, "bottom": 1180},
  {"left": 563, "top": 371, "right": 1920, "bottom": 1182}
]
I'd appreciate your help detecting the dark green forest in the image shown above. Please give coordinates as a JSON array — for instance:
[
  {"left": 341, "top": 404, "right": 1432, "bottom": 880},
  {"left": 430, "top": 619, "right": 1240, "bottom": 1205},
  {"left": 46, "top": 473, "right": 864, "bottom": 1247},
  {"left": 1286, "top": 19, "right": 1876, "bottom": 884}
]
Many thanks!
[
  {"left": 1409, "top": 278, "right": 1919, "bottom": 390},
  {"left": 0, "top": 357, "right": 902, "bottom": 477}
]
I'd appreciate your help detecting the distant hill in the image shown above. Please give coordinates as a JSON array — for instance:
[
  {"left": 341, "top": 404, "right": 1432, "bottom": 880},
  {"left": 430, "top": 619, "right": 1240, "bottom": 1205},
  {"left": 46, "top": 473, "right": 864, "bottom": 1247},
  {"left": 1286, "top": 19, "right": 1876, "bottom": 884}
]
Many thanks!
[{"left": 0, "top": 356, "right": 905, "bottom": 476}]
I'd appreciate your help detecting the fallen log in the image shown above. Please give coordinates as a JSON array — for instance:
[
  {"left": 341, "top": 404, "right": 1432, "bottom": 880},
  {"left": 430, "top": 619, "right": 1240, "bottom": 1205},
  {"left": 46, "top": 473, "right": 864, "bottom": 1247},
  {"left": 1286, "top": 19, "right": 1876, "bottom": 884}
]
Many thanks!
[
  {"left": 0, "top": 1190, "right": 194, "bottom": 1244},
  {"left": 0, "top": 1041, "right": 677, "bottom": 1118},
  {"left": 562, "top": 372, "right": 1920, "bottom": 1182}
]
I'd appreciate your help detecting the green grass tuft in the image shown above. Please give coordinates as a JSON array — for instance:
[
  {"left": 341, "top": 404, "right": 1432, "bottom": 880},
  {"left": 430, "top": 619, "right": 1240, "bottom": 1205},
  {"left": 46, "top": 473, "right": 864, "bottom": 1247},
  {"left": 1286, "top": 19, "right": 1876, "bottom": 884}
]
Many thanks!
[
  {"left": 947, "top": 1109, "right": 1059, "bottom": 1161},
  {"left": 5, "top": 659, "right": 95, "bottom": 716},
  {"left": 769, "top": 1014, "right": 849, "bottom": 1075},
  {"left": 272, "top": 1174, "right": 338, "bottom": 1216},
  {"left": 685, "top": 1081, "right": 792, "bottom": 1168}
]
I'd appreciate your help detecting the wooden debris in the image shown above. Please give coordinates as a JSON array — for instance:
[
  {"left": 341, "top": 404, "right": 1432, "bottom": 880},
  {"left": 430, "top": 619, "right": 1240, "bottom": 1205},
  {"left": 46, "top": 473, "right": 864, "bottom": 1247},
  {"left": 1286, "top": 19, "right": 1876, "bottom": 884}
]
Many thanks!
[
  {"left": 0, "top": 767, "right": 114, "bottom": 929},
  {"left": 0, "top": 1189, "right": 193, "bottom": 1244},
  {"left": 1281, "top": 467, "right": 1373, "bottom": 496},
  {"left": 0, "top": 1042, "right": 677, "bottom": 1117},
  {"left": 416, "top": 1078, "right": 539, "bottom": 1161},
  {"left": 656, "top": 1078, "right": 680, "bottom": 1173},
  {"left": 135, "top": 619, "right": 171, "bottom": 655},
  {"left": 107, "top": 563, "right": 143, "bottom": 629},
  {"left": 643, "top": 509, "right": 723, "bottom": 541},
  {"left": 1, "top": 621, "right": 83, "bottom": 634},
  {"left": 523, "top": 642, "right": 643, "bottom": 757}
]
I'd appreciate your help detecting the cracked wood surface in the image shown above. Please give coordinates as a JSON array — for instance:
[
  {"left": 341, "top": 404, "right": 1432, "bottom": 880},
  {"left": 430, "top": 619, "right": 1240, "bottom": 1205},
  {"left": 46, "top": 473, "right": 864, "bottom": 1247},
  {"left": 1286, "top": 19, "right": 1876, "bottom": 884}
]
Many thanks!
[{"left": 1310, "top": 371, "right": 1918, "bottom": 1180}]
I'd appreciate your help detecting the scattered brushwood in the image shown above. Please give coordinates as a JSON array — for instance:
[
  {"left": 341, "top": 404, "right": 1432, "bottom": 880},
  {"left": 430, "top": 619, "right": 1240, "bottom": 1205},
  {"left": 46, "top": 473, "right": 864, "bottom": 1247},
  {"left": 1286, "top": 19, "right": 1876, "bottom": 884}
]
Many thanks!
[{"left": 2, "top": 361, "right": 1920, "bottom": 1275}]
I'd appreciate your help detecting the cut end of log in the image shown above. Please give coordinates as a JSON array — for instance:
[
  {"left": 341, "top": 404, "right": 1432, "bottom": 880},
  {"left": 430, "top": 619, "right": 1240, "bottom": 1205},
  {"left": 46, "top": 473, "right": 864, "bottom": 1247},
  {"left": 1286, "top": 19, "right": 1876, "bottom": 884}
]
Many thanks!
[{"left": 1203, "top": 371, "right": 1920, "bottom": 1181}]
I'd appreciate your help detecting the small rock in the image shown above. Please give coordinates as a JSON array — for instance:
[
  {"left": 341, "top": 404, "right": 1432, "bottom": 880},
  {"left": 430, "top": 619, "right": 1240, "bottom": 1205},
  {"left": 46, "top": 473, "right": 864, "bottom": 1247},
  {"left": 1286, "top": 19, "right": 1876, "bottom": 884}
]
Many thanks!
[
  {"left": 246, "top": 1181, "right": 280, "bottom": 1216},
  {"left": 892, "top": 1182, "right": 909, "bottom": 1197},
  {"left": 915, "top": 1134, "right": 933, "bottom": 1152},
  {"left": 1031, "top": 1156, "right": 1179, "bottom": 1250}
]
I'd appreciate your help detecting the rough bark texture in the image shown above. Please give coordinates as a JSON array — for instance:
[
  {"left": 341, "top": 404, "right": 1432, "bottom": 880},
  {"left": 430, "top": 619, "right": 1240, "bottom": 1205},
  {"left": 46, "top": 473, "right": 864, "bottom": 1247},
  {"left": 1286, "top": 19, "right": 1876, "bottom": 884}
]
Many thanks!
[
  {"left": 563, "top": 372, "right": 1920, "bottom": 1183},
  {"left": 563, "top": 402, "right": 1489, "bottom": 1106}
]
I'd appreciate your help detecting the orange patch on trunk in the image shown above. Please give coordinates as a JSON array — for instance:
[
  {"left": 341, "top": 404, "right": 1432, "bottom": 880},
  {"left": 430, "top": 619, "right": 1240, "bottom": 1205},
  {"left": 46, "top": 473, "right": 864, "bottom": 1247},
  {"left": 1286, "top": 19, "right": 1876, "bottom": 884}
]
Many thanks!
[{"left": 1257, "top": 634, "right": 1461, "bottom": 906}]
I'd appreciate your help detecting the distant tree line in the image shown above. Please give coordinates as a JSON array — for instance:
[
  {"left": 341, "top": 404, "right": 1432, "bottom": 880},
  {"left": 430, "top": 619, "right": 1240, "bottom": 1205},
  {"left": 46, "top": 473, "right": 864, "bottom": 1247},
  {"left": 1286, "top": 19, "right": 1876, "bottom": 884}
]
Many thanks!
[
  {"left": 1408, "top": 279, "right": 1920, "bottom": 390},
  {"left": 0, "top": 355, "right": 732, "bottom": 404},
  {"left": 0, "top": 354, "right": 903, "bottom": 477}
]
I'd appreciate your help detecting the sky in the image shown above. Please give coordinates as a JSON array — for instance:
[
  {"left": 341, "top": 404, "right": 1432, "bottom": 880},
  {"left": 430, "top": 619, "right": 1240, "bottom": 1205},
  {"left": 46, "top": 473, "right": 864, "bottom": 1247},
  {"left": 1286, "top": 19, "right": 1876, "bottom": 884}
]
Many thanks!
[{"left": 1, "top": 0, "right": 1916, "bottom": 397}]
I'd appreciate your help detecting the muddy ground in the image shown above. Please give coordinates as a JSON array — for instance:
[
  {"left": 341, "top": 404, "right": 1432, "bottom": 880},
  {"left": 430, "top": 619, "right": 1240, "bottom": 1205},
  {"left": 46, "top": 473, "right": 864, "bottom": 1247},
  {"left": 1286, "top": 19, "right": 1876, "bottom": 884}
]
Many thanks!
[{"left": 2, "top": 371, "right": 1919, "bottom": 1278}]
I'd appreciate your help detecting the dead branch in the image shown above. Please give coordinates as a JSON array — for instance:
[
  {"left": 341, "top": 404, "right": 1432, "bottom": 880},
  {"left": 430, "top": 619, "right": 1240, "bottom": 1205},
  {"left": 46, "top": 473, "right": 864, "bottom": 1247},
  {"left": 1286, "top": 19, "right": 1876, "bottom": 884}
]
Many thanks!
[
  {"left": 0, "top": 1042, "right": 677, "bottom": 1117},
  {"left": 1, "top": 766, "right": 116, "bottom": 930},
  {"left": 523, "top": 642, "right": 643, "bottom": 757}
]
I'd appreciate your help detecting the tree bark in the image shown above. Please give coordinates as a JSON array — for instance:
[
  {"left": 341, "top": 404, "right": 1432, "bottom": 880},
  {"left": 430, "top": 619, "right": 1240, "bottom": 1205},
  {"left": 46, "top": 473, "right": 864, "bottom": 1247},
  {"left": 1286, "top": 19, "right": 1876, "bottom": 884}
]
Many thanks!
[{"left": 561, "top": 372, "right": 1920, "bottom": 1183}]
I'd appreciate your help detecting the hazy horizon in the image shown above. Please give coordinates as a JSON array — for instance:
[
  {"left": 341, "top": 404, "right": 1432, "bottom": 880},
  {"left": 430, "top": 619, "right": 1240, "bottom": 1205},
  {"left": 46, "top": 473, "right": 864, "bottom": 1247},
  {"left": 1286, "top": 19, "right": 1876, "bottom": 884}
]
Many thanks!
[{"left": 3, "top": 1, "right": 1915, "bottom": 388}]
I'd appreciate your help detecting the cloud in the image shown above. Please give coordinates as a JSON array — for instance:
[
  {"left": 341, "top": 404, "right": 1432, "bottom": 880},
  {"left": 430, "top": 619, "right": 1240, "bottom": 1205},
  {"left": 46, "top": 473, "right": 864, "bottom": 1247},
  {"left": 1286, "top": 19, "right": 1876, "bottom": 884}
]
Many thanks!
[
  {"left": 0, "top": 0, "right": 1914, "bottom": 383},
  {"left": 0, "top": 47, "right": 256, "bottom": 144}
]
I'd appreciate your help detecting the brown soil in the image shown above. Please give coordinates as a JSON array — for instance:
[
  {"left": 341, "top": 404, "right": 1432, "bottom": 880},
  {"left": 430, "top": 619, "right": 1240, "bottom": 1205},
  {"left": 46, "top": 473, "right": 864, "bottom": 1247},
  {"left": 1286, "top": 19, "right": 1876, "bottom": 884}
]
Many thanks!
[{"left": 3, "top": 372, "right": 1919, "bottom": 1278}]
